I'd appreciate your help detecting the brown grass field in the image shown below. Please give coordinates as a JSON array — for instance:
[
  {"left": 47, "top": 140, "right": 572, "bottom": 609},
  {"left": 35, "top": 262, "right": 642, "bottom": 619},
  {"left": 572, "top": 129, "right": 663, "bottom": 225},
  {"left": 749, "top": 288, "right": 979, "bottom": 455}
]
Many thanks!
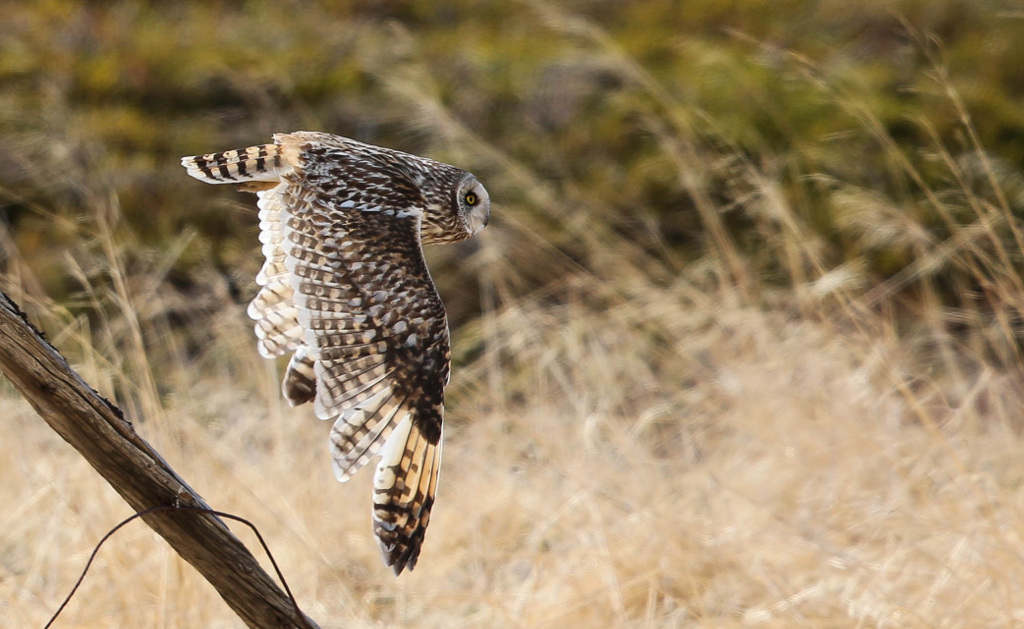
[{"left": 4, "top": 2, "right": 1024, "bottom": 627}]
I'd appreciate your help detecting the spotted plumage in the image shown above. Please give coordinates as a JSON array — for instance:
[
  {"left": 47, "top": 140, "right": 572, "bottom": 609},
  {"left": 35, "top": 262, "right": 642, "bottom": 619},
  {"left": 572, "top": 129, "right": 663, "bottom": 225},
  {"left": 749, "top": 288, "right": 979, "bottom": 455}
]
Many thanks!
[{"left": 182, "top": 131, "right": 490, "bottom": 574}]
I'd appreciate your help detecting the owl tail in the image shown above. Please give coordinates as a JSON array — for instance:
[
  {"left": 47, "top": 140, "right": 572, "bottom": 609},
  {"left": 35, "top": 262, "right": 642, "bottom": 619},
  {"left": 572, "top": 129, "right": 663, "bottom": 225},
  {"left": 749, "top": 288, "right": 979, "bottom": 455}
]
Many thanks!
[
  {"left": 282, "top": 346, "right": 317, "bottom": 407},
  {"left": 181, "top": 142, "right": 293, "bottom": 188}
]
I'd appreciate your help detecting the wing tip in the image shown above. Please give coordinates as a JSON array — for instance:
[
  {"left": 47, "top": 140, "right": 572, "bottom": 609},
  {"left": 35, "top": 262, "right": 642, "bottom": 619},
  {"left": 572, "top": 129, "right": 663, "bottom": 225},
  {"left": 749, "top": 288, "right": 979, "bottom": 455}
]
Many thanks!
[
  {"left": 180, "top": 155, "right": 211, "bottom": 183},
  {"left": 376, "top": 520, "right": 425, "bottom": 576},
  {"left": 370, "top": 414, "right": 441, "bottom": 576},
  {"left": 180, "top": 143, "right": 290, "bottom": 185},
  {"left": 385, "top": 549, "right": 418, "bottom": 576}
]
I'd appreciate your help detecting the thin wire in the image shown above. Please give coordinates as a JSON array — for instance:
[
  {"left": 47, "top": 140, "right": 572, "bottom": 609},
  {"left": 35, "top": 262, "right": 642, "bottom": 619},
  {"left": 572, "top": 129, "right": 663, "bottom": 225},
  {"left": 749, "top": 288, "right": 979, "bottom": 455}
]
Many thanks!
[{"left": 44, "top": 505, "right": 312, "bottom": 629}]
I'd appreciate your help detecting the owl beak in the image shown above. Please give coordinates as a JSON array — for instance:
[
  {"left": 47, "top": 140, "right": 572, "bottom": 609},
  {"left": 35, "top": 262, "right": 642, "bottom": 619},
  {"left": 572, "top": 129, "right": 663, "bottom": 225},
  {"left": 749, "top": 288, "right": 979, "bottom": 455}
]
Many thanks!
[{"left": 468, "top": 205, "right": 490, "bottom": 235}]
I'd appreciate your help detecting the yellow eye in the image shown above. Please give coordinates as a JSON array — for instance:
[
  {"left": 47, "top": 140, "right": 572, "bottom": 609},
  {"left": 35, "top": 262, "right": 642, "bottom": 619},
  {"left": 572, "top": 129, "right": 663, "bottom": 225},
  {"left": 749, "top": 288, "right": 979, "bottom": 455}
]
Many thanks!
[{"left": 465, "top": 192, "right": 478, "bottom": 206}]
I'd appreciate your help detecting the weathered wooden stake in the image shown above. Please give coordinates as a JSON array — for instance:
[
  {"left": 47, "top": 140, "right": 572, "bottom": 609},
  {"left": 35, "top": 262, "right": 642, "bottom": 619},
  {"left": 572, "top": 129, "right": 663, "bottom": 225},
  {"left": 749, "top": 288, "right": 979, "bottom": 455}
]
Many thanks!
[{"left": 0, "top": 291, "right": 320, "bottom": 629}]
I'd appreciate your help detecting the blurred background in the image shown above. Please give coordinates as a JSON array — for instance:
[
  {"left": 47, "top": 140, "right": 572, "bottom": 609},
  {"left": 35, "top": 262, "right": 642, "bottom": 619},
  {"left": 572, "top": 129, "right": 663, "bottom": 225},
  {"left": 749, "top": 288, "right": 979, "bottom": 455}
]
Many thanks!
[{"left": 3, "top": 1, "right": 1024, "bottom": 626}]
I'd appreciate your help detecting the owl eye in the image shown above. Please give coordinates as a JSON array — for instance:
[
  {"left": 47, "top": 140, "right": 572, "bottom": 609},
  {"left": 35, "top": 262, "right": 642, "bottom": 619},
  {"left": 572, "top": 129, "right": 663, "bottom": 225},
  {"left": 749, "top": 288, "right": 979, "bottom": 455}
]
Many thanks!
[{"left": 464, "top": 192, "right": 478, "bottom": 206}]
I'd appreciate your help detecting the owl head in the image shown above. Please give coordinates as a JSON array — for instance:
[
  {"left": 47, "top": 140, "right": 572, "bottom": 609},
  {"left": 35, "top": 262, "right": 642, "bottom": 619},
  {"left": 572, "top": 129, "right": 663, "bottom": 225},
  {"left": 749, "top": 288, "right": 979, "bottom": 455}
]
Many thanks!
[
  {"left": 421, "top": 170, "right": 490, "bottom": 244},
  {"left": 455, "top": 174, "right": 490, "bottom": 236}
]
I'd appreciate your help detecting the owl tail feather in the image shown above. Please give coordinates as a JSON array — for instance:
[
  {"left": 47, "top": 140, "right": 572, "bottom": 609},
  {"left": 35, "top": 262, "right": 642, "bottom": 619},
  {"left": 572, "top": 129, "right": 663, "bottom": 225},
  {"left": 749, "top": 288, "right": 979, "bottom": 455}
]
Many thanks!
[
  {"left": 181, "top": 143, "right": 293, "bottom": 187},
  {"left": 282, "top": 346, "right": 317, "bottom": 407}
]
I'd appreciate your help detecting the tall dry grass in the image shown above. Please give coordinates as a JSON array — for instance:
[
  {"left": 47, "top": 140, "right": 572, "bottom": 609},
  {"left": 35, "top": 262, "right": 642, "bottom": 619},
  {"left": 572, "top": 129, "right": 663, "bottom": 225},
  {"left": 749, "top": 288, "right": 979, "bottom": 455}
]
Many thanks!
[{"left": 4, "top": 4, "right": 1024, "bottom": 628}]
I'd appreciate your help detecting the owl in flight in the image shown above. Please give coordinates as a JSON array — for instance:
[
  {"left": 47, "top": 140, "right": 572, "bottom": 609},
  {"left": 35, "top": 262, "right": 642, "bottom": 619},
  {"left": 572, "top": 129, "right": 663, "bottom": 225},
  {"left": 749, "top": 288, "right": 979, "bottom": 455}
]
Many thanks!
[{"left": 181, "top": 131, "right": 490, "bottom": 574}]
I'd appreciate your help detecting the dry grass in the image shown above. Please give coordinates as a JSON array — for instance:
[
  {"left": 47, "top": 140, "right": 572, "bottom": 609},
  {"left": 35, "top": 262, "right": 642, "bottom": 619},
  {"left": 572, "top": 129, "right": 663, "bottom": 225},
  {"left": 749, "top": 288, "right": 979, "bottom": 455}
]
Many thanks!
[
  {"left": 6, "top": 213, "right": 1024, "bottom": 627},
  {"left": 0, "top": 295, "right": 1018, "bottom": 629},
  {"left": 5, "top": 3, "right": 1024, "bottom": 628}
]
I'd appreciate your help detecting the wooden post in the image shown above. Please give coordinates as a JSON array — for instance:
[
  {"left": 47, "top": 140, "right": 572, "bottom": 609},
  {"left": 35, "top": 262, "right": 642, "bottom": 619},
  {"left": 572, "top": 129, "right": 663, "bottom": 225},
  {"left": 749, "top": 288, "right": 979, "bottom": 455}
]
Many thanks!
[{"left": 0, "top": 291, "right": 321, "bottom": 629}]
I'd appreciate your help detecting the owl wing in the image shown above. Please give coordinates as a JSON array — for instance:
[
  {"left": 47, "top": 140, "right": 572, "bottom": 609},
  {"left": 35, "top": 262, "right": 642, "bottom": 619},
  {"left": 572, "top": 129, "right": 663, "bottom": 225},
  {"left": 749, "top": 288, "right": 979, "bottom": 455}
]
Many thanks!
[
  {"left": 183, "top": 134, "right": 450, "bottom": 574},
  {"left": 278, "top": 140, "right": 449, "bottom": 575},
  {"left": 182, "top": 142, "right": 307, "bottom": 363}
]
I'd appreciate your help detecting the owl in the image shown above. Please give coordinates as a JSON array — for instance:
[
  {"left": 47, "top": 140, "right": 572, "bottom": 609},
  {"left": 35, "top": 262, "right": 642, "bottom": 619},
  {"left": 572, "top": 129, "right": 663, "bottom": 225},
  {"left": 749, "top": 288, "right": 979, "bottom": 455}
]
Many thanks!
[{"left": 181, "top": 131, "right": 490, "bottom": 574}]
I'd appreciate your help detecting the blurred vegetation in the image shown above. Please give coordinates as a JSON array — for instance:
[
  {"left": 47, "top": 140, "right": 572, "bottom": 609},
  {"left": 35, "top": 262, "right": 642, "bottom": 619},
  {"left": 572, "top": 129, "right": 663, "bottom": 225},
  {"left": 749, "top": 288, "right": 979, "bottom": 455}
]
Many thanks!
[
  {"left": 2, "top": 0, "right": 1024, "bottom": 372},
  {"left": 7, "top": 4, "right": 1024, "bottom": 624}
]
